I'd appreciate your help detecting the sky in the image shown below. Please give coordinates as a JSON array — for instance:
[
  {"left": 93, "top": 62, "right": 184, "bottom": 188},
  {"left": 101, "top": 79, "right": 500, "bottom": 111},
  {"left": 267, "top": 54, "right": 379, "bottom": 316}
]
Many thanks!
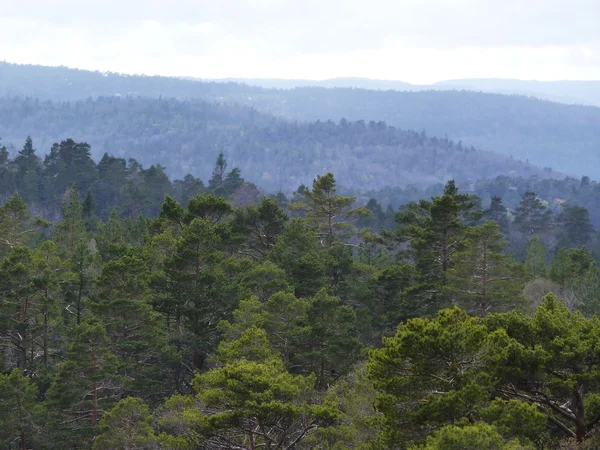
[{"left": 1, "top": 0, "right": 599, "bottom": 83}]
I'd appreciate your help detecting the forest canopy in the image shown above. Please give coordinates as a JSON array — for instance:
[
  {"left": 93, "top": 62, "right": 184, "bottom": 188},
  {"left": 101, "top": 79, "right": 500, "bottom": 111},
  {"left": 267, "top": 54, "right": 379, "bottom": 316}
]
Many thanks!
[{"left": 2, "top": 144, "right": 600, "bottom": 448}]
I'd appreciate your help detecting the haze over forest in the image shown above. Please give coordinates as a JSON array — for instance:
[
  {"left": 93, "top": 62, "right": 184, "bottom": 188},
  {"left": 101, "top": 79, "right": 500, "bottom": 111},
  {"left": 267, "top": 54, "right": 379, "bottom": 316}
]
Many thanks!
[{"left": 3, "top": 1, "right": 600, "bottom": 449}]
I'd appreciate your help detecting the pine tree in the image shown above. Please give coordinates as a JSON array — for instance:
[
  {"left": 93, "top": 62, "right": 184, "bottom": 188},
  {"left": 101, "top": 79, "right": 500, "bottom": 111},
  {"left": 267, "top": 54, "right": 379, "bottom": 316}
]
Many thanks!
[
  {"left": 81, "top": 189, "right": 97, "bottom": 231},
  {"left": 557, "top": 204, "right": 595, "bottom": 248},
  {"left": 393, "top": 181, "right": 482, "bottom": 310},
  {"left": 14, "top": 137, "right": 41, "bottom": 203},
  {"left": 524, "top": 236, "right": 547, "bottom": 277},
  {"left": 447, "top": 221, "right": 526, "bottom": 315},
  {"left": 53, "top": 185, "right": 88, "bottom": 256},
  {"left": 93, "top": 397, "right": 159, "bottom": 450},
  {"left": 513, "top": 191, "right": 553, "bottom": 235},
  {"left": 47, "top": 321, "right": 119, "bottom": 448},
  {"left": 32, "top": 241, "right": 67, "bottom": 370},
  {"left": 0, "top": 142, "right": 15, "bottom": 195},
  {"left": 483, "top": 195, "right": 509, "bottom": 234},
  {"left": 294, "top": 172, "right": 366, "bottom": 246},
  {"left": 93, "top": 253, "right": 175, "bottom": 400},
  {"left": 303, "top": 289, "right": 363, "bottom": 387},
  {"left": 157, "top": 328, "right": 339, "bottom": 449},
  {"left": 0, "top": 247, "right": 40, "bottom": 370},
  {"left": 0, "top": 193, "right": 49, "bottom": 255},
  {"left": 0, "top": 369, "right": 44, "bottom": 450},
  {"left": 208, "top": 152, "right": 228, "bottom": 195},
  {"left": 173, "top": 173, "right": 204, "bottom": 205},
  {"left": 231, "top": 197, "right": 289, "bottom": 259}
]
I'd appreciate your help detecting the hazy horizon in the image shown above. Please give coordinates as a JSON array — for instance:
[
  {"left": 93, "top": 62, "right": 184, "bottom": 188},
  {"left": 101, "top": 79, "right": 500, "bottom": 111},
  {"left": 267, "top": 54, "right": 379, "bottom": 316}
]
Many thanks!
[{"left": 2, "top": 0, "right": 600, "bottom": 84}]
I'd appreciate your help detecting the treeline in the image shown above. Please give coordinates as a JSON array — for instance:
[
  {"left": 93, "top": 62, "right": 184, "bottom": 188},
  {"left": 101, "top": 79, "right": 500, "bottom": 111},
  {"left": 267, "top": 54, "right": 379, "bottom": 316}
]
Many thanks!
[
  {"left": 0, "top": 95, "right": 553, "bottom": 192},
  {"left": 2, "top": 167, "right": 600, "bottom": 448},
  {"left": 361, "top": 174, "right": 600, "bottom": 228},
  {"left": 0, "top": 137, "right": 261, "bottom": 221},
  {"left": 2, "top": 136, "right": 599, "bottom": 260}
]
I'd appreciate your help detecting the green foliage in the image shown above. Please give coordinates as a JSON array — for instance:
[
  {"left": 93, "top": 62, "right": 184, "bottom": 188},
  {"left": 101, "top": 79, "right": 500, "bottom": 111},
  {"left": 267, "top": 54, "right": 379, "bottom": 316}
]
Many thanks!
[
  {"left": 93, "top": 253, "right": 177, "bottom": 399},
  {"left": 293, "top": 172, "right": 363, "bottom": 246},
  {"left": 231, "top": 197, "right": 289, "bottom": 259},
  {"left": 0, "top": 193, "right": 49, "bottom": 255},
  {"left": 158, "top": 328, "right": 340, "bottom": 449},
  {"left": 524, "top": 236, "right": 548, "bottom": 277},
  {"left": 557, "top": 204, "right": 595, "bottom": 248},
  {"left": 446, "top": 221, "right": 527, "bottom": 315},
  {"left": 410, "top": 422, "right": 534, "bottom": 450},
  {"left": 368, "top": 307, "right": 492, "bottom": 446},
  {"left": 269, "top": 219, "right": 331, "bottom": 297},
  {"left": 46, "top": 320, "right": 120, "bottom": 448},
  {"left": 53, "top": 185, "right": 88, "bottom": 256},
  {"left": 93, "top": 397, "right": 159, "bottom": 450},
  {"left": 2, "top": 163, "right": 600, "bottom": 449},
  {"left": 513, "top": 191, "right": 553, "bottom": 235},
  {"left": 0, "top": 369, "right": 44, "bottom": 450},
  {"left": 391, "top": 180, "right": 481, "bottom": 312}
]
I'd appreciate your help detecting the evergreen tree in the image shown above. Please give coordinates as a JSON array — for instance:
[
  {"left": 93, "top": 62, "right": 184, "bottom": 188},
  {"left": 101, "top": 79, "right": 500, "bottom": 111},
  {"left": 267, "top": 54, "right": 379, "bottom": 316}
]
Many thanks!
[
  {"left": 64, "top": 242, "right": 97, "bottom": 325},
  {"left": 93, "top": 398, "right": 159, "bottom": 450},
  {"left": 81, "top": 189, "right": 97, "bottom": 231},
  {"left": 524, "top": 236, "right": 547, "bottom": 277},
  {"left": 231, "top": 197, "right": 289, "bottom": 259},
  {"left": 53, "top": 185, "right": 88, "bottom": 256},
  {"left": 32, "top": 241, "right": 66, "bottom": 370},
  {"left": 93, "top": 253, "right": 176, "bottom": 400},
  {"left": 294, "top": 172, "right": 367, "bottom": 246},
  {"left": 0, "top": 247, "right": 40, "bottom": 370},
  {"left": 173, "top": 173, "right": 204, "bottom": 205},
  {"left": 42, "top": 139, "right": 97, "bottom": 202},
  {"left": 47, "top": 321, "right": 119, "bottom": 448},
  {"left": 557, "top": 204, "right": 595, "bottom": 248},
  {"left": 0, "top": 369, "right": 44, "bottom": 450},
  {"left": 483, "top": 195, "right": 509, "bottom": 234},
  {"left": 447, "top": 221, "right": 527, "bottom": 315},
  {"left": 157, "top": 328, "right": 339, "bottom": 449},
  {"left": 393, "top": 180, "right": 481, "bottom": 311},
  {"left": 208, "top": 152, "right": 228, "bottom": 195},
  {"left": 0, "top": 141, "right": 15, "bottom": 195},
  {"left": 0, "top": 193, "right": 49, "bottom": 255},
  {"left": 269, "top": 219, "right": 331, "bottom": 297},
  {"left": 14, "top": 137, "right": 41, "bottom": 203},
  {"left": 223, "top": 166, "right": 244, "bottom": 197},
  {"left": 513, "top": 191, "right": 553, "bottom": 235},
  {"left": 303, "top": 289, "right": 363, "bottom": 387}
]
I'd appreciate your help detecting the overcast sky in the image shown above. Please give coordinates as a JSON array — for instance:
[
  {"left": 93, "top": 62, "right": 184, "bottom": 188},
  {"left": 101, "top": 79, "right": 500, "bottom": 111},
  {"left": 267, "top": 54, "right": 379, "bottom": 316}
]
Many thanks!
[{"left": 1, "top": 0, "right": 599, "bottom": 83}]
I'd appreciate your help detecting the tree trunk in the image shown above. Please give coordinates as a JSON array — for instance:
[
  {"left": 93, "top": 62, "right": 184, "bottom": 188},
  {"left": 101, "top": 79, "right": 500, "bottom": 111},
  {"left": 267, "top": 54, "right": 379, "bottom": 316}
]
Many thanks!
[
  {"left": 573, "top": 384, "right": 586, "bottom": 442},
  {"left": 91, "top": 379, "right": 98, "bottom": 428},
  {"left": 43, "top": 311, "right": 49, "bottom": 367}
]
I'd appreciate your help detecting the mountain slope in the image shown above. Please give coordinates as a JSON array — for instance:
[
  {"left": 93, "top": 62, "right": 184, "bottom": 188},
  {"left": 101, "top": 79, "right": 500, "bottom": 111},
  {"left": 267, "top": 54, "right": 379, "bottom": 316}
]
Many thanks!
[{"left": 0, "top": 96, "right": 551, "bottom": 192}]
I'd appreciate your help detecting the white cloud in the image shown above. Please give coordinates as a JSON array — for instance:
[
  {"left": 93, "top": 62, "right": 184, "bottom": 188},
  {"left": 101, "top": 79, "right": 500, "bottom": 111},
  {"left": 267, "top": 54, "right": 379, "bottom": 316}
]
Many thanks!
[{"left": 1, "top": 0, "right": 599, "bottom": 82}]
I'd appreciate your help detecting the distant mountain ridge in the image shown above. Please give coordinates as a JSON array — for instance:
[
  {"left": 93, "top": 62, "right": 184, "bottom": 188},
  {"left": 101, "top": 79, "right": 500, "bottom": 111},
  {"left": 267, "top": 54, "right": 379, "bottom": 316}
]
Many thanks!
[
  {"left": 213, "top": 76, "right": 600, "bottom": 107},
  {"left": 2, "top": 62, "right": 600, "bottom": 179}
]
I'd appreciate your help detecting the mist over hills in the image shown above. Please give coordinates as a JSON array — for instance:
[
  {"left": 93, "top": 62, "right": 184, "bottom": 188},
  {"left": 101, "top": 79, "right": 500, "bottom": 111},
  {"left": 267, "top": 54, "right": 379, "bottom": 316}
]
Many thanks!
[
  {"left": 1, "top": 61, "right": 599, "bottom": 182},
  {"left": 0, "top": 95, "right": 550, "bottom": 192},
  {"left": 223, "top": 76, "right": 600, "bottom": 107}
]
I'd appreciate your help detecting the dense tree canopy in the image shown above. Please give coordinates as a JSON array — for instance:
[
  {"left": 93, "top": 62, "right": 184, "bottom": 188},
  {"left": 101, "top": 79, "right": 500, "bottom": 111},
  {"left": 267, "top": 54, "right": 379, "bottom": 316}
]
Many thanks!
[{"left": 2, "top": 140, "right": 600, "bottom": 449}]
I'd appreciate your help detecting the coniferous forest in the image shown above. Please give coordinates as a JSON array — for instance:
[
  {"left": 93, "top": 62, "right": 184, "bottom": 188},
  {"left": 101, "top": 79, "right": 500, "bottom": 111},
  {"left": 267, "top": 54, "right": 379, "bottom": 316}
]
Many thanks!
[
  {"left": 4, "top": 61, "right": 600, "bottom": 450},
  {"left": 3, "top": 133, "right": 600, "bottom": 449}
]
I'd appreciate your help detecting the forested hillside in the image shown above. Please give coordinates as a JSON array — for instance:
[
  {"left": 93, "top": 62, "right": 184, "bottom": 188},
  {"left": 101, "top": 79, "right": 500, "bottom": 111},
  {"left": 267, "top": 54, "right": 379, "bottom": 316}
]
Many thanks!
[
  {"left": 3, "top": 161, "right": 600, "bottom": 448},
  {"left": 0, "top": 97, "right": 549, "bottom": 191},
  {"left": 3, "top": 62, "right": 600, "bottom": 178}
]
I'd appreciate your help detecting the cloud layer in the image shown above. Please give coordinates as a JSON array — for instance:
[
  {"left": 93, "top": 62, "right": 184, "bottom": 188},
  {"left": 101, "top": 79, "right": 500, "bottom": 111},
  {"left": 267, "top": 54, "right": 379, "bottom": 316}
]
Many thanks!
[{"left": 1, "top": 0, "right": 599, "bottom": 82}]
